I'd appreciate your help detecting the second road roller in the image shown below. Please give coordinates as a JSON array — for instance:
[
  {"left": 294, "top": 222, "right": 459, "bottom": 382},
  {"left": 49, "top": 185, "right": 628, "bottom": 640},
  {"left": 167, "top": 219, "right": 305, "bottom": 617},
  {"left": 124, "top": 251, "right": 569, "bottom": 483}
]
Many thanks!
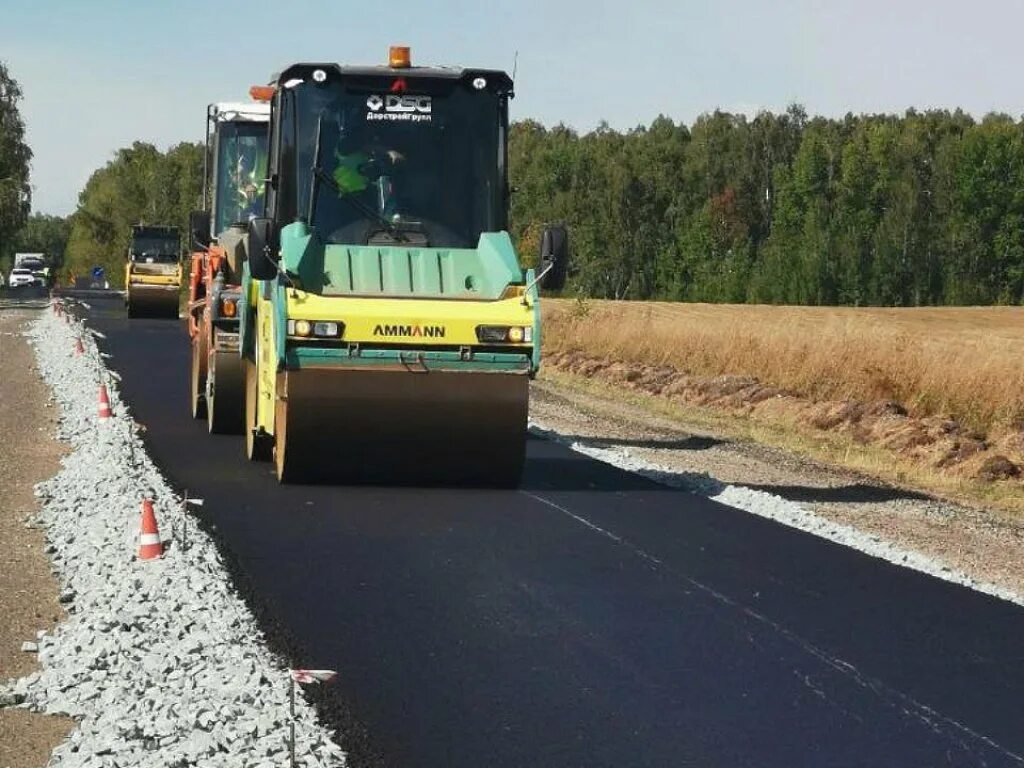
[
  {"left": 125, "top": 224, "right": 182, "bottom": 318},
  {"left": 187, "top": 96, "right": 270, "bottom": 433},
  {"left": 239, "top": 47, "right": 568, "bottom": 485}
]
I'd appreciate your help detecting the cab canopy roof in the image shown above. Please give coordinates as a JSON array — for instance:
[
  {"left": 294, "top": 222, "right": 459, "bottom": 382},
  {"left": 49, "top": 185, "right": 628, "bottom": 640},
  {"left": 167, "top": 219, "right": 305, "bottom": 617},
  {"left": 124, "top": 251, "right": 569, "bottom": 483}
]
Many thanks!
[
  {"left": 270, "top": 63, "right": 514, "bottom": 96},
  {"left": 211, "top": 102, "right": 270, "bottom": 123}
]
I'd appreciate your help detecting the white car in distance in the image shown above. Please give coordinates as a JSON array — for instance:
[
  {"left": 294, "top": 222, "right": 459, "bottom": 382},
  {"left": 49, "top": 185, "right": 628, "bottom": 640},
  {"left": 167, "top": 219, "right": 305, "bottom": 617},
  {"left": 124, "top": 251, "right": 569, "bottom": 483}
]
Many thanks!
[{"left": 8, "top": 268, "right": 36, "bottom": 287}]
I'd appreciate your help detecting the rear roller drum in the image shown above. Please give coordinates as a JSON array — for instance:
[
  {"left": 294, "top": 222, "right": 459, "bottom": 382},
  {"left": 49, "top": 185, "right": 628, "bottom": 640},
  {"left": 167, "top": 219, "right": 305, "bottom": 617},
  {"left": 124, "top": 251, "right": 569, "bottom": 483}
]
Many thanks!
[{"left": 207, "top": 346, "right": 244, "bottom": 434}]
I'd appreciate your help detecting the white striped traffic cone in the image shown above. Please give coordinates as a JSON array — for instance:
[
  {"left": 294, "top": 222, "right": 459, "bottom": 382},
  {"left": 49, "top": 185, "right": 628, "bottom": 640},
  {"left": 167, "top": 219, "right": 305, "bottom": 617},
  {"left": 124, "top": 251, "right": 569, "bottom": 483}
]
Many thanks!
[
  {"left": 98, "top": 385, "right": 112, "bottom": 419},
  {"left": 138, "top": 499, "right": 162, "bottom": 560}
]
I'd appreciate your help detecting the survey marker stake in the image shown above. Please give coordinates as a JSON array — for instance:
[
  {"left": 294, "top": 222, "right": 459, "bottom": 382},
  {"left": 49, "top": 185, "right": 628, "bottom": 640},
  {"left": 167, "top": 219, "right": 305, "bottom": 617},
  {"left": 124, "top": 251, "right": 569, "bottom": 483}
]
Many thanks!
[
  {"left": 179, "top": 491, "right": 205, "bottom": 552},
  {"left": 288, "top": 669, "right": 337, "bottom": 767}
]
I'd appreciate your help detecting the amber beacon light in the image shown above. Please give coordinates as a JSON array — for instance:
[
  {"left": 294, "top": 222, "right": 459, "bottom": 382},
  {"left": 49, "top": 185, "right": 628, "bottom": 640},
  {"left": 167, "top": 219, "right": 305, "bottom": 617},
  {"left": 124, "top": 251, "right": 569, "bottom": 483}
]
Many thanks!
[
  {"left": 389, "top": 46, "right": 412, "bottom": 68},
  {"left": 249, "top": 85, "right": 276, "bottom": 102}
]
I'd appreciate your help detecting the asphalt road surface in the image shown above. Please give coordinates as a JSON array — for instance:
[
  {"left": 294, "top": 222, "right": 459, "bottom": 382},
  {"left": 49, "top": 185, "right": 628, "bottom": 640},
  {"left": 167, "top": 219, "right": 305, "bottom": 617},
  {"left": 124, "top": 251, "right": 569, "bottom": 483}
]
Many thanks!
[{"left": 82, "top": 298, "right": 1024, "bottom": 768}]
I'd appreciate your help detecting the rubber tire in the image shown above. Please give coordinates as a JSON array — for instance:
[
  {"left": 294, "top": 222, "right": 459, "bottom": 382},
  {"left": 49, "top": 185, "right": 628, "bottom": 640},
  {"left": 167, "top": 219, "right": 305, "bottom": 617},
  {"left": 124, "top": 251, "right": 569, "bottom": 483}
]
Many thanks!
[
  {"left": 244, "top": 358, "right": 271, "bottom": 461},
  {"left": 190, "top": 333, "right": 207, "bottom": 419}
]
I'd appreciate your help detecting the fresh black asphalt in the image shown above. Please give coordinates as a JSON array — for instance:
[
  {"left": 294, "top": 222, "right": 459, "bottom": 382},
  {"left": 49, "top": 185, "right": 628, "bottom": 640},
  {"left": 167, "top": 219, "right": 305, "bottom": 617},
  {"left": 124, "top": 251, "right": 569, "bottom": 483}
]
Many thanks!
[{"left": 83, "top": 299, "right": 1024, "bottom": 767}]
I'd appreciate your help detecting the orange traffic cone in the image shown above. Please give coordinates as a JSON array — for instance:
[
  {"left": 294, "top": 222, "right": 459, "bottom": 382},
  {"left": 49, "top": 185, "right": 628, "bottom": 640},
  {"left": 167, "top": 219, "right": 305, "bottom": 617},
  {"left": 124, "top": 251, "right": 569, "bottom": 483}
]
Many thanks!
[
  {"left": 138, "top": 499, "right": 163, "bottom": 560},
  {"left": 74, "top": 337, "right": 84, "bottom": 355},
  {"left": 98, "top": 385, "right": 112, "bottom": 419}
]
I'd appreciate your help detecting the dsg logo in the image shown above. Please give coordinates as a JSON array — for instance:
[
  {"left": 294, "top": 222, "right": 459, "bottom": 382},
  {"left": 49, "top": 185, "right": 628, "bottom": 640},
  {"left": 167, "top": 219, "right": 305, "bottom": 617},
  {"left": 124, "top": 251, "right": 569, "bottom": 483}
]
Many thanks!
[
  {"left": 365, "top": 93, "right": 433, "bottom": 123},
  {"left": 366, "top": 95, "right": 432, "bottom": 114}
]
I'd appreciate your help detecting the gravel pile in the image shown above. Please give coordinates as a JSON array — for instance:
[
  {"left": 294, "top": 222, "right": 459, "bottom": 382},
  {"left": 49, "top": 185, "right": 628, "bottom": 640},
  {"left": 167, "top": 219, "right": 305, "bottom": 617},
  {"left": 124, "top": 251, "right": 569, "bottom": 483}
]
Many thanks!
[
  {"left": 530, "top": 421, "right": 1023, "bottom": 607},
  {"left": 2, "top": 305, "right": 346, "bottom": 767}
]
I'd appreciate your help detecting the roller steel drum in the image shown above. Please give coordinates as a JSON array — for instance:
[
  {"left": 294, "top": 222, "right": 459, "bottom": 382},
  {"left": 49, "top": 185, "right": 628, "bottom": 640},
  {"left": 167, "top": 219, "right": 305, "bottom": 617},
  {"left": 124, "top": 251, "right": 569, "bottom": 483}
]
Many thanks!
[
  {"left": 127, "top": 285, "right": 180, "bottom": 319},
  {"left": 206, "top": 347, "right": 245, "bottom": 434},
  {"left": 272, "top": 367, "right": 528, "bottom": 487}
]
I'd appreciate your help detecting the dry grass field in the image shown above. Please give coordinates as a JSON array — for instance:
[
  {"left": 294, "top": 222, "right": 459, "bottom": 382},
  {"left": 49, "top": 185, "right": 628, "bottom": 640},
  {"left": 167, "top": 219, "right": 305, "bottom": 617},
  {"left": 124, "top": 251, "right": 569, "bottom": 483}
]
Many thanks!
[
  {"left": 544, "top": 300, "right": 1024, "bottom": 433},
  {"left": 542, "top": 299, "right": 1024, "bottom": 507}
]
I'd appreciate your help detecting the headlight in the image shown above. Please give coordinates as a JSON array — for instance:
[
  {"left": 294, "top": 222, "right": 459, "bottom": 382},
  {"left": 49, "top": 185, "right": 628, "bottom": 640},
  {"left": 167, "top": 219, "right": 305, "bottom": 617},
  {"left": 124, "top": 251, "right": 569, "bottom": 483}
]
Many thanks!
[
  {"left": 475, "top": 325, "right": 532, "bottom": 343},
  {"left": 287, "top": 319, "right": 343, "bottom": 338},
  {"left": 312, "top": 322, "right": 341, "bottom": 337},
  {"left": 476, "top": 325, "right": 507, "bottom": 343},
  {"left": 220, "top": 297, "right": 238, "bottom": 318}
]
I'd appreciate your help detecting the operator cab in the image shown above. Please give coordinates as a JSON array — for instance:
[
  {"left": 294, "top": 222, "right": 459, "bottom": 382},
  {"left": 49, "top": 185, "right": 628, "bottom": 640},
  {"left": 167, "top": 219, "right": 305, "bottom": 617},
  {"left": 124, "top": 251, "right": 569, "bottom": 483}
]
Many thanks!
[
  {"left": 130, "top": 226, "right": 180, "bottom": 264},
  {"left": 248, "top": 47, "right": 568, "bottom": 292},
  {"left": 208, "top": 102, "right": 271, "bottom": 239},
  {"left": 261, "top": 50, "right": 512, "bottom": 251}
]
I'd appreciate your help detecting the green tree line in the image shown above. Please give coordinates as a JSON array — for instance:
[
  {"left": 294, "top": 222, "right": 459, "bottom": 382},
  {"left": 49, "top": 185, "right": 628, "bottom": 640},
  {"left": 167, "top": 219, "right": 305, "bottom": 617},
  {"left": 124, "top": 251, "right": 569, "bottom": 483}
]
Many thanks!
[
  {"left": 63, "top": 141, "right": 202, "bottom": 286},
  {"left": 12, "top": 213, "right": 71, "bottom": 269},
  {"left": 8, "top": 65, "right": 1024, "bottom": 305},
  {"left": 1, "top": 62, "right": 201, "bottom": 285},
  {"left": 511, "top": 106, "right": 1024, "bottom": 305},
  {"left": 0, "top": 61, "right": 32, "bottom": 275}
]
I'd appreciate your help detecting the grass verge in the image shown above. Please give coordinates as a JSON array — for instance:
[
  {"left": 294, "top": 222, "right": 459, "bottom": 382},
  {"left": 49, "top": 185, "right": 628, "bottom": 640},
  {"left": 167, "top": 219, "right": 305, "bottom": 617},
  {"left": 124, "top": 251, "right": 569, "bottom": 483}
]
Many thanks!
[
  {"left": 539, "top": 366, "right": 1024, "bottom": 519},
  {"left": 543, "top": 300, "right": 1024, "bottom": 436}
]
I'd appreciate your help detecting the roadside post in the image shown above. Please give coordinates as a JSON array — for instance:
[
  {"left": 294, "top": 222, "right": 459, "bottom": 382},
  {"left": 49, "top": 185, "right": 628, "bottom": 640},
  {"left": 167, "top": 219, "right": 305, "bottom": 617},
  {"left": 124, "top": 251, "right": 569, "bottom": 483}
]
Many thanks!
[
  {"left": 288, "top": 669, "right": 337, "bottom": 766},
  {"left": 181, "top": 493, "right": 204, "bottom": 552}
]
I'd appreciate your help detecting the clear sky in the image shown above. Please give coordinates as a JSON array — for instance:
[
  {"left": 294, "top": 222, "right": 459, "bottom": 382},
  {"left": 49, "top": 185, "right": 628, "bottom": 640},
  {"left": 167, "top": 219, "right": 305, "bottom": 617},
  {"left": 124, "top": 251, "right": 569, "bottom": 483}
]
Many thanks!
[{"left": 3, "top": 0, "right": 1023, "bottom": 215}]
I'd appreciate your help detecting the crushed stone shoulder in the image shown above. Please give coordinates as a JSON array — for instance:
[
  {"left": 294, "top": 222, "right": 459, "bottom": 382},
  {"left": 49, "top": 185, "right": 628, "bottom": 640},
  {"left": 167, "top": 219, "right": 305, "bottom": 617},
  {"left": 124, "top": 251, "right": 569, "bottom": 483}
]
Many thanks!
[{"left": 1, "top": 304, "right": 347, "bottom": 767}]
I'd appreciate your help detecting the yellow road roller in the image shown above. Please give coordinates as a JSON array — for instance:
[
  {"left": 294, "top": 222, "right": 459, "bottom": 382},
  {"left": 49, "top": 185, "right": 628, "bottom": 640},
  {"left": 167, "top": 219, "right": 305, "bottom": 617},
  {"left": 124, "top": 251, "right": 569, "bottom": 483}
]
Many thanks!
[
  {"left": 239, "top": 48, "right": 568, "bottom": 485},
  {"left": 125, "top": 224, "right": 182, "bottom": 318}
]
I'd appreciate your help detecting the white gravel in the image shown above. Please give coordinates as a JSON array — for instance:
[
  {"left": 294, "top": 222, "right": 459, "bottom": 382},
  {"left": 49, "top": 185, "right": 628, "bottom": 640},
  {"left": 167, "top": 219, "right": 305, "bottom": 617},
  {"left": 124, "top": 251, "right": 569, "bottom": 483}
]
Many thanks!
[
  {"left": 530, "top": 421, "right": 1024, "bottom": 607},
  {"left": 2, "top": 305, "right": 346, "bottom": 767}
]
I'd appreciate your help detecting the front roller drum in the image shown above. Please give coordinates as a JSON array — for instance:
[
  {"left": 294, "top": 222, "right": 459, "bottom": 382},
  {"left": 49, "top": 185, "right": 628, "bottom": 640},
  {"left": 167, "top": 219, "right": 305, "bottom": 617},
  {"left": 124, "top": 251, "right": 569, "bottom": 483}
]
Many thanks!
[
  {"left": 273, "top": 369, "right": 529, "bottom": 487},
  {"left": 207, "top": 347, "right": 244, "bottom": 434},
  {"left": 127, "top": 285, "right": 180, "bottom": 319}
]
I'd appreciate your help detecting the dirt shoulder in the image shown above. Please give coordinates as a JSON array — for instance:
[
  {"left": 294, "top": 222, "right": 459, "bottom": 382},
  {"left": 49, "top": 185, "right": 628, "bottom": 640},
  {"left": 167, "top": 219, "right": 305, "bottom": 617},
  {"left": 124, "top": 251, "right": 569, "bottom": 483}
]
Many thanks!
[
  {"left": 542, "top": 349, "right": 1024, "bottom": 514},
  {"left": 532, "top": 370, "right": 1024, "bottom": 602},
  {"left": 0, "top": 309, "right": 75, "bottom": 767}
]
